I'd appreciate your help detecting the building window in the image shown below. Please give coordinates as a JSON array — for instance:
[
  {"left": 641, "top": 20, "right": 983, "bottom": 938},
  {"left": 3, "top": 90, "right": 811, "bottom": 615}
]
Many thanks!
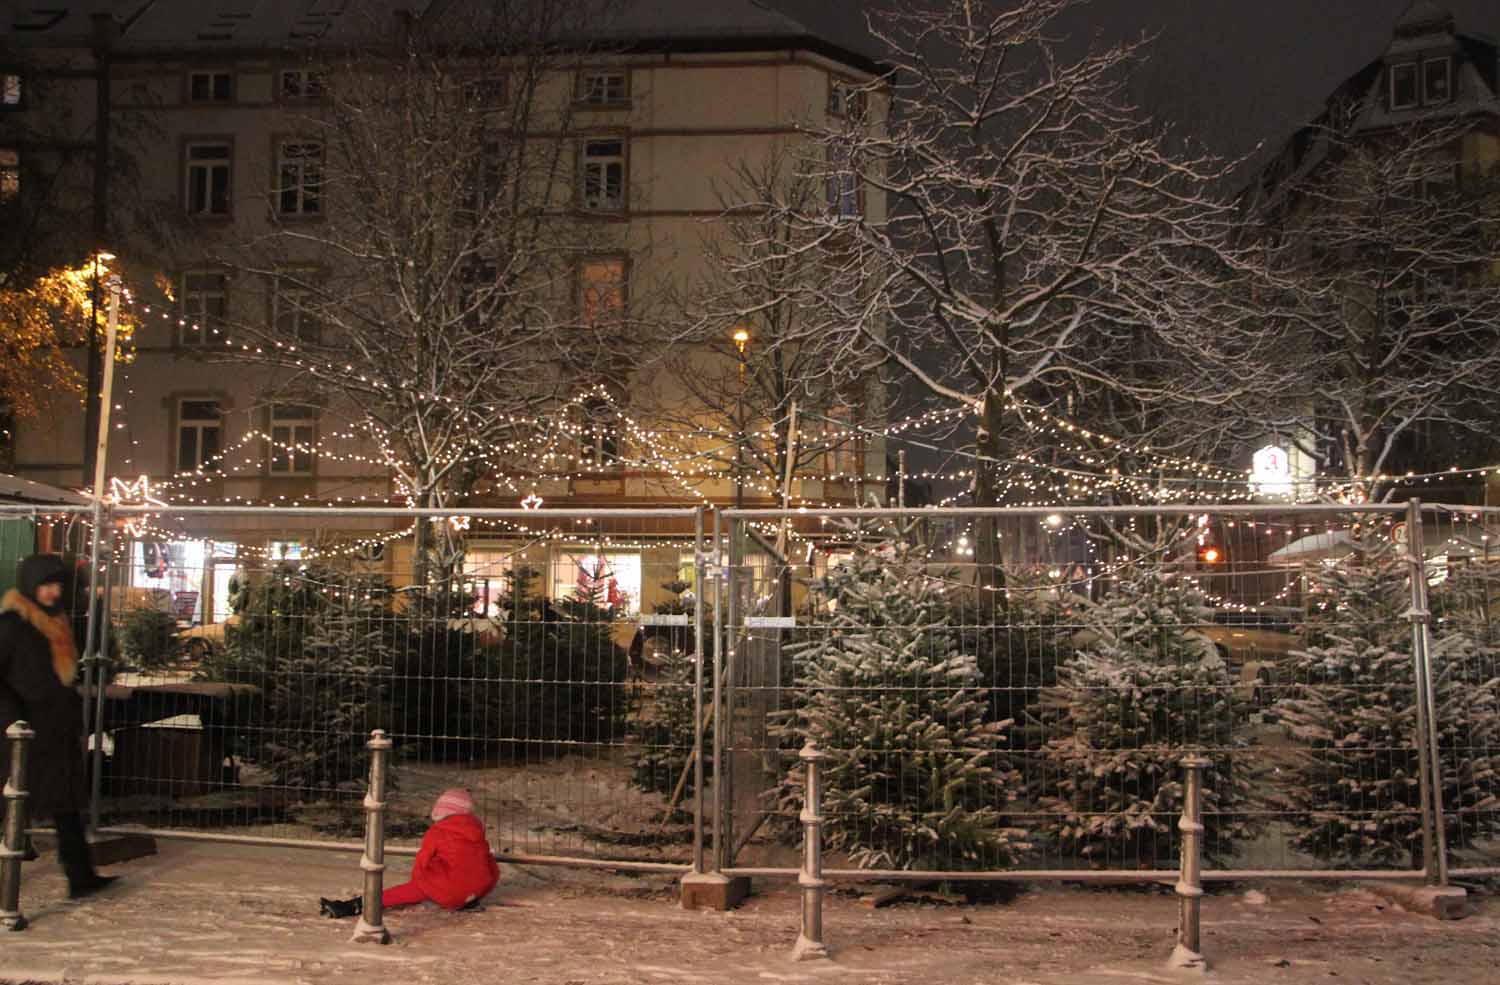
[
  {"left": 580, "top": 137, "right": 625, "bottom": 212},
  {"left": 0, "top": 149, "right": 17, "bottom": 201},
  {"left": 1390, "top": 62, "right": 1419, "bottom": 110},
  {"left": 576, "top": 70, "right": 628, "bottom": 106},
  {"left": 180, "top": 271, "right": 227, "bottom": 346},
  {"left": 461, "top": 76, "right": 507, "bottom": 106},
  {"left": 185, "top": 142, "right": 232, "bottom": 216},
  {"left": 279, "top": 69, "right": 323, "bottom": 101},
  {"left": 462, "top": 548, "right": 514, "bottom": 618},
  {"left": 276, "top": 141, "right": 322, "bottom": 215},
  {"left": 549, "top": 550, "right": 640, "bottom": 614},
  {"left": 1423, "top": 57, "right": 1452, "bottom": 105},
  {"left": 188, "top": 71, "right": 233, "bottom": 103},
  {"left": 177, "top": 400, "right": 222, "bottom": 473},
  {"left": 1, "top": 73, "right": 20, "bottom": 108},
  {"left": 272, "top": 273, "right": 321, "bottom": 344},
  {"left": 827, "top": 79, "right": 866, "bottom": 119},
  {"left": 581, "top": 398, "right": 620, "bottom": 468},
  {"left": 827, "top": 144, "right": 859, "bottom": 220},
  {"left": 269, "top": 404, "right": 316, "bottom": 475},
  {"left": 578, "top": 256, "right": 626, "bottom": 328}
]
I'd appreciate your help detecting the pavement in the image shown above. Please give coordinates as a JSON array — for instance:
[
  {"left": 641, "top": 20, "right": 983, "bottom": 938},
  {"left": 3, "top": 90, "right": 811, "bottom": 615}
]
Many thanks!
[{"left": 2, "top": 839, "right": 1498, "bottom": 985}]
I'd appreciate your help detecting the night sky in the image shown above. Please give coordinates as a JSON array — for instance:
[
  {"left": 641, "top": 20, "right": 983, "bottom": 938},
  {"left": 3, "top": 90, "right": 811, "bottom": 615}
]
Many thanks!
[{"left": 765, "top": 0, "right": 1500, "bottom": 158}]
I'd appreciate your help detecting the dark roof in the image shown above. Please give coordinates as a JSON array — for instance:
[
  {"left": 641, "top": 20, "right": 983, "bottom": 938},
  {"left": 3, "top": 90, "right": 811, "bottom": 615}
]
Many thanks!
[
  {"left": 1243, "top": 3, "right": 1499, "bottom": 205},
  {"left": 3, "top": 0, "right": 883, "bottom": 74}
]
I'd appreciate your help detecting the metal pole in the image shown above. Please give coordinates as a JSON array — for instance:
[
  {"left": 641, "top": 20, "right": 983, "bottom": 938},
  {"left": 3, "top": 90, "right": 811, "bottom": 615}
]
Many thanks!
[
  {"left": 1, "top": 722, "right": 35, "bottom": 932},
  {"left": 79, "top": 500, "right": 105, "bottom": 739},
  {"left": 1405, "top": 500, "right": 1448, "bottom": 885},
  {"left": 1168, "top": 756, "right": 1208, "bottom": 971},
  {"left": 350, "top": 730, "right": 393, "bottom": 944},
  {"left": 721, "top": 516, "right": 742, "bottom": 868},
  {"left": 80, "top": 277, "right": 120, "bottom": 744},
  {"left": 88, "top": 524, "right": 116, "bottom": 832},
  {"left": 897, "top": 449, "right": 906, "bottom": 510},
  {"left": 710, "top": 510, "right": 725, "bottom": 874},
  {"left": 792, "top": 740, "right": 829, "bottom": 961},
  {"left": 691, "top": 507, "right": 706, "bottom": 876}
]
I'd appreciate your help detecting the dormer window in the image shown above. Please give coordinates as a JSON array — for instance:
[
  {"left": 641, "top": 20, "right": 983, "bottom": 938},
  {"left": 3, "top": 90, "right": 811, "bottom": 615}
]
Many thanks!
[
  {"left": 1390, "top": 57, "right": 1453, "bottom": 111},
  {"left": 1423, "top": 57, "right": 1451, "bottom": 104},
  {"left": 1391, "top": 63, "right": 1419, "bottom": 110}
]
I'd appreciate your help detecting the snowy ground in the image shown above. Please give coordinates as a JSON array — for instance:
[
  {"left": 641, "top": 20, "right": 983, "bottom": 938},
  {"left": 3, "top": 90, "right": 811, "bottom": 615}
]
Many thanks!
[{"left": 2, "top": 840, "right": 1498, "bottom": 985}]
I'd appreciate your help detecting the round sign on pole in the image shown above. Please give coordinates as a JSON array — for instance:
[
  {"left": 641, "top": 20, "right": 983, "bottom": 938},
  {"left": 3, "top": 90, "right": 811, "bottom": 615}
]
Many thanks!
[{"left": 1391, "top": 521, "right": 1408, "bottom": 548}]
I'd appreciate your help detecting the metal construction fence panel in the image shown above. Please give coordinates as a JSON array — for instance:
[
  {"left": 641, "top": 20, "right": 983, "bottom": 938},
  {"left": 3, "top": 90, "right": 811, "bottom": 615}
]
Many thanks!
[
  {"left": 715, "top": 504, "right": 1500, "bottom": 882},
  {"left": 1, "top": 500, "right": 1497, "bottom": 883},
  {"left": 1, "top": 505, "right": 707, "bottom": 867}
]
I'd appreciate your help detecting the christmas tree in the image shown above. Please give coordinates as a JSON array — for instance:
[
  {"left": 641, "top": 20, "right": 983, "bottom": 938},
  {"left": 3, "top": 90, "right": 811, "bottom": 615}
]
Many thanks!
[
  {"left": 769, "top": 528, "right": 1026, "bottom": 871},
  {"left": 628, "top": 580, "right": 713, "bottom": 804},
  {"left": 1028, "top": 561, "right": 1253, "bottom": 866},
  {"left": 266, "top": 570, "right": 397, "bottom": 792},
  {"left": 207, "top": 564, "right": 397, "bottom": 793},
  {"left": 1274, "top": 535, "right": 1500, "bottom": 865}
]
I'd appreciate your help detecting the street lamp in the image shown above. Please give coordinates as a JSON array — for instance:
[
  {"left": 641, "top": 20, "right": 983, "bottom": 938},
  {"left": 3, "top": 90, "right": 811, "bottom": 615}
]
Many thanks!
[{"left": 732, "top": 327, "right": 750, "bottom": 508}]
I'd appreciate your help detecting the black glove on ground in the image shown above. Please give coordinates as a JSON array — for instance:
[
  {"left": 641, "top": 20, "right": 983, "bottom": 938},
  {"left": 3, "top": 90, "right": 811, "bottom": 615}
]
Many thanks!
[{"left": 319, "top": 895, "right": 363, "bottom": 919}]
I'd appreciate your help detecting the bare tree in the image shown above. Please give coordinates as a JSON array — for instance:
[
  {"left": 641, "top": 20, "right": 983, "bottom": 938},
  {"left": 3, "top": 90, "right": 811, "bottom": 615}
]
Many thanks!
[
  {"left": 199, "top": 0, "right": 645, "bottom": 581},
  {"left": 767, "top": 0, "right": 1274, "bottom": 584},
  {"left": 1245, "top": 116, "right": 1500, "bottom": 501},
  {"left": 646, "top": 153, "right": 885, "bottom": 513}
]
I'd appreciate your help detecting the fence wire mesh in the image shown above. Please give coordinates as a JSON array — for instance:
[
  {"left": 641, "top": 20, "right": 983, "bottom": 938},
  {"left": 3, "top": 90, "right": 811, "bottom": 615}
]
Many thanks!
[
  {"left": 2, "top": 500, "right": 1496, "bottom": 882},
  {"left": 718, "top": 505, "right": 1499, "bottom": 878},
  {"left": 1425, "top": 504, "right": 1500, "bottom": 874},
  {"left": 75, "top": 507, "right": 703, "bottom": 865}
]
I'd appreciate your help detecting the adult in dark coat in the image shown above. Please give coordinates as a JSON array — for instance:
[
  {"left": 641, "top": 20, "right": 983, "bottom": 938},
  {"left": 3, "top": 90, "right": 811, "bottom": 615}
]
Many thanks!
[{"left": 0, "top": 553, "right": 118, "bottom": 899}]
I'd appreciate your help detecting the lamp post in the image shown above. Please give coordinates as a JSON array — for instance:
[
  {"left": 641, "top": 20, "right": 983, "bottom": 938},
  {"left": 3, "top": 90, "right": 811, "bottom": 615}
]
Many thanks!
[{"left": 732, "top": 327, "right": 750, "bottom": 509}]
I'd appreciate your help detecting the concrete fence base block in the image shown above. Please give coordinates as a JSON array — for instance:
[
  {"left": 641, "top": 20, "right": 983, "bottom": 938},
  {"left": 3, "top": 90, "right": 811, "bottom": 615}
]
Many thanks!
[
  {"left": 791, "top": 933, "right": 831, "bottom": 962},
  {"left": 1165, "top": 943, "right": 1210, "bottom": 973},
  {"left": 1361, "top": 882, "right": 1468, "bottom": 920},
  {"left": 679, "top": 872, "right": 750, "bottom": 911},
  {"left": 348, "top": 917, "right": 392, "bottom": 945}
]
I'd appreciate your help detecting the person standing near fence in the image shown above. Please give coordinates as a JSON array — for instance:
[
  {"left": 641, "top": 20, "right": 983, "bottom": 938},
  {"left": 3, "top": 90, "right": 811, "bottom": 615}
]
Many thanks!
[
  {"left": 321, "top": 788, "right": 499, "bottom": 918},
  {"left": 0, "top": 553, "right": 119, "bottom": 900}
]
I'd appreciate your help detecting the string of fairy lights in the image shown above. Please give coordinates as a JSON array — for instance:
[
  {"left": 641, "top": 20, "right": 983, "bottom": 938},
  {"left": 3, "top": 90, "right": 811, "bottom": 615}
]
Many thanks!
[{"left": 49, "top": 286, "right": 1499, "bottom": 577}]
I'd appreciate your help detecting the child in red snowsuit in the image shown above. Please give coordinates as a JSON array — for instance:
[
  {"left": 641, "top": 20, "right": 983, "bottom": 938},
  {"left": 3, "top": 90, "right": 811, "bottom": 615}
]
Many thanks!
[{"left": 321, "top": 788, "right": 499, "bottom": 918}]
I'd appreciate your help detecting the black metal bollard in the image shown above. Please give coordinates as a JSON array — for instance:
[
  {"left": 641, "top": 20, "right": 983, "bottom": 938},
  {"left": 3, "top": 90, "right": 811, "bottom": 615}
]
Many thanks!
[
  {"left": 792, "top": 740, "right": 830, "bottom": 961},
  {"left": 1, "top": 721, "right": 35, "bottom": 932},
  {"left": 1168, "top": 755, "right": 1209, "bottom": 971},
  {"left": 350, "top": 729, "right": 392, "bottom": 944}
]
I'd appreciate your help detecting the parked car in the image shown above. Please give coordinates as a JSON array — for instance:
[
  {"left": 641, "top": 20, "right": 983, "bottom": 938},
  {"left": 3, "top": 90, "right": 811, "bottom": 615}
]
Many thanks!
[{"left": 176, "top": 615, "right": 240, "bottom": 661}]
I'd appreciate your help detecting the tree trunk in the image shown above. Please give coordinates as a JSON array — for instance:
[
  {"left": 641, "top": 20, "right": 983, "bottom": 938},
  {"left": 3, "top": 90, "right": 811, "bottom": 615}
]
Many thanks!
[{"left": 971, "top": 390, "right": 1006, "bottom": 601}]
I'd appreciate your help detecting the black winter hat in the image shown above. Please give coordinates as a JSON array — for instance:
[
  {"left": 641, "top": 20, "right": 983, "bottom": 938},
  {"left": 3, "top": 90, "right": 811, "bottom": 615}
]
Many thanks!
[{"left": 16, "top": 553, "right": 69, "bottom": 605}]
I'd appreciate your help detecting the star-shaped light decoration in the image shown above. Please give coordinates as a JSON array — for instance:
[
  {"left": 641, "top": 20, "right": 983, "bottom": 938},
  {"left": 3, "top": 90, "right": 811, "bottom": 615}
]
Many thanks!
[
  {"left": 107, "top": 474, "right": 167, "bottom": 538},
  {"left": 448, "top": 515, "right": 471, "bottom": 532},
  {"left": 521, "top": 493, "right": 544, "bottom": 511}
]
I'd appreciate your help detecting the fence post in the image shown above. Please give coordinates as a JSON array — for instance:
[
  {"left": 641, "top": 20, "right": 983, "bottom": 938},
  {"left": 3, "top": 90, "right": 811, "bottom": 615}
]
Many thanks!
[
  {"left": 1, "top": 722, "right": 35, "bottom": 932},
  {"left": 350, "top": 729, "right": 392, "bottom": 945},
  {"left": 792, "top": 740, "right": 830, "bottom": 961},
  {"left": 1404, "top": 499, "right": 1449, "bottom": 886},
  {"left": 692, "top": 507, "right": 707, "bottom": 877},
  {"left": 1168, "top": 755, "right": 1208, "bottom": 971}
]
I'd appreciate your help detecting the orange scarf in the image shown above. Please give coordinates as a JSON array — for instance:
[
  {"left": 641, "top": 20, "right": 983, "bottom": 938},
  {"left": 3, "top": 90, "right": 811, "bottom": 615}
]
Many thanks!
[{"left": 1, "top": 588, "right": 79, "bottom": 686}]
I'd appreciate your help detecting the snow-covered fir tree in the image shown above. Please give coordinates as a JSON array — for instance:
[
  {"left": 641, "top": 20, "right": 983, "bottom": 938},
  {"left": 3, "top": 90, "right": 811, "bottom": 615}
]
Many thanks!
[
  {"left": 629, "top": 581, "right": 712, "bottom": 801},
  {"left": 261, "top": 568, "right": 397, "bottom": 792},
  {"left": 1029, "top": 561, "right": 1253, "bottom": 866},
  {"left": 769, "top": 529, "right": 1026, "bottom": 871},
  {"left": 1274, "top": 536, "right": 1500, "bottom": 865}
]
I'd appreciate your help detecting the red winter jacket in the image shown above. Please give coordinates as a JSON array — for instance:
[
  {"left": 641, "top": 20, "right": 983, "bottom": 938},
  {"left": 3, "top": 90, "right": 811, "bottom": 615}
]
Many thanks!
[{"left": 411, "top": 813, "right": 500, "bottom": 909}]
